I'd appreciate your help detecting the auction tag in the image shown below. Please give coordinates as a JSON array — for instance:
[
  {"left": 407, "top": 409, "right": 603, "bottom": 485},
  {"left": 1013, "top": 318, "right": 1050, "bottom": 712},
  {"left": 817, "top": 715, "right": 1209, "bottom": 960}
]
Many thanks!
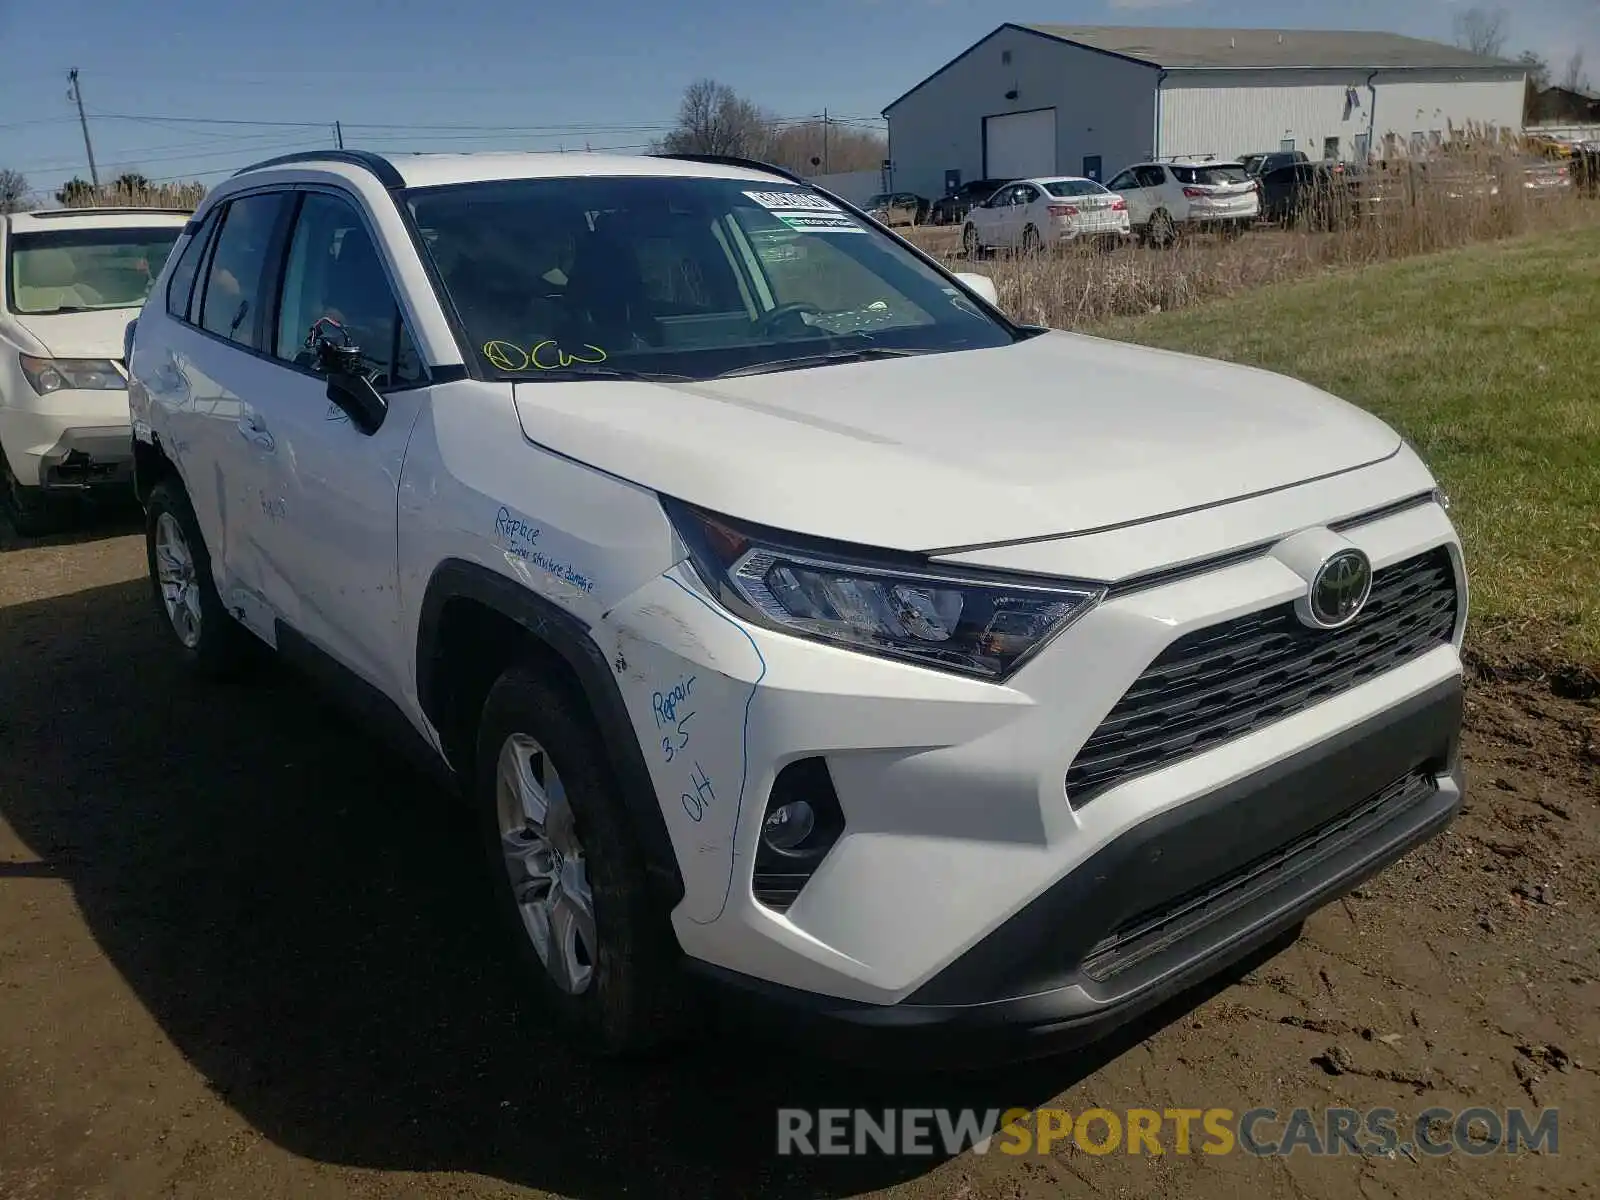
[{"left": 743, "top": 189, "right": 842, "bottom": 212}]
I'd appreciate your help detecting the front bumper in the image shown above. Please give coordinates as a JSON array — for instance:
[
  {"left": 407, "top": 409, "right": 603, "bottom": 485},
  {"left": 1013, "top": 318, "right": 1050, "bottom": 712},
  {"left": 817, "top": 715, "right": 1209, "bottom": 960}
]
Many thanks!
[
  {"left": 0, "top": 398, "right": 133, "bottom": 491},
  {"left": 693, "top": 677, "right": 1463, "bottom": 1065},
  {"left": 601, "top": 494, "right": 1465, "bottom": 1023}
]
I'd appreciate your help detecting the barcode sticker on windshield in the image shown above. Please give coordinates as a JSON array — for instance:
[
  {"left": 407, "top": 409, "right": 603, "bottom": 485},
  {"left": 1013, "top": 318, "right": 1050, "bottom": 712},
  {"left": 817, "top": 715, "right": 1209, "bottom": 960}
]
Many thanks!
[
  {"left": 775, "top": 212, "right": 865, "bottom": 233},
  {"left": 743, "top": 190, "right": 842, "bottom": 212}
]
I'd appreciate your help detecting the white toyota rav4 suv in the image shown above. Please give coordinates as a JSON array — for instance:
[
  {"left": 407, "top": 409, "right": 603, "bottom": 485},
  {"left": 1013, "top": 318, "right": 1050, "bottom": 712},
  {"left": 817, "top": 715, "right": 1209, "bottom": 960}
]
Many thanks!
[
  {"left": 2, "top": 206, "right": 187, "bottom": 533},
  {"left": 126, "top": 149, "right": 1467, "bottom": 1063}
]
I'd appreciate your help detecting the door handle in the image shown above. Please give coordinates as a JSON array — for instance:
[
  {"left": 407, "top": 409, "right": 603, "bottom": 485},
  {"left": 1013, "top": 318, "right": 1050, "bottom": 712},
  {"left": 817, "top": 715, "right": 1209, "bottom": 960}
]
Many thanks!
[{"left": 236, "top": 413, "right": 275, "bottom": 452}]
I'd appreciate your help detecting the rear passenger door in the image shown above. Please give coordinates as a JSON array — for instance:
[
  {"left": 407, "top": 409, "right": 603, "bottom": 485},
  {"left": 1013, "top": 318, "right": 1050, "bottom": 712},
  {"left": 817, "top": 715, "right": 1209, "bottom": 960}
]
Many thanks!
[
  {"left": 235, "top": 188, "right": 431, "bottom": 699},
  {"left": 151, "top": 189, "right": 295, "bottom": 632}
]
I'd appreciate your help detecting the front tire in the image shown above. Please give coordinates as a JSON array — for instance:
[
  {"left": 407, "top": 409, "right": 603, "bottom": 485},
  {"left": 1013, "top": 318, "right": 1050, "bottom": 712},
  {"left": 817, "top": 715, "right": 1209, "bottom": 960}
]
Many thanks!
[
  {"left": 144, "top": 479, "right": 255, "bottom": 679},
  {"left": 0, "top": 446, "right": 65, "bottom": 538},
  {"left": 962, "top": 223, "right": 982, "bottom": 258},
  {"left": 1020, "top": 224, "right": 1043, "bottom": 255},
  {"left": 476, "top": 666, "right": 684, "bottom": 1057}
]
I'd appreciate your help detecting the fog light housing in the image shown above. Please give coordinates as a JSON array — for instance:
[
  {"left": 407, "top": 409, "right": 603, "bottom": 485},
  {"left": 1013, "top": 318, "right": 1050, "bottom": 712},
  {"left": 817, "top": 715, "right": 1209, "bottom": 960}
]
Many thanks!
[
  {"left": 762, "top": 801, "right": 816, "bottom": 852},
  {"left": 753, "top": 758, "right": 845, "bottom": 912}
]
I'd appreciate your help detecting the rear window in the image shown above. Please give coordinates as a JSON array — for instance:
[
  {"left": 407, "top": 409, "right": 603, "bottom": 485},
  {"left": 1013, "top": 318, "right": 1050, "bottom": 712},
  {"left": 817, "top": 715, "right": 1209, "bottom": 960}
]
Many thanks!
[
  {"left": 1043, "top": 180, "right": 1107, "bottom": 198},
  {"left": 1172, "top": 165, "right": 1250, "bottom": 186}
]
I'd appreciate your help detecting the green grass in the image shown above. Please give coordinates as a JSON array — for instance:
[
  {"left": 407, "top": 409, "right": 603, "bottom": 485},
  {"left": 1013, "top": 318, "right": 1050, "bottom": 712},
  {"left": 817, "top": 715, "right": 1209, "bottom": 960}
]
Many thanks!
[{"left": 1099, "top": 225, "right": 1600, "bottom": 667}]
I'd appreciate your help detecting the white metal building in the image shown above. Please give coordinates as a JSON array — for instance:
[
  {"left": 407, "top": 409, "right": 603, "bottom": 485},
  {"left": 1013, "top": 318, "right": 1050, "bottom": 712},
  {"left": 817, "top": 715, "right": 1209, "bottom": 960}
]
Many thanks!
[{"left": 883, "top": 25, "right": 1528, "bottom": 200}]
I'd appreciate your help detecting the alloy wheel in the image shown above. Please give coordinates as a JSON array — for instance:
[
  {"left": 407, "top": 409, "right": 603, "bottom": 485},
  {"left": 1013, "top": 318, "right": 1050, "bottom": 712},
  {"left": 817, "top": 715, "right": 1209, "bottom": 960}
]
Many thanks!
[
  {"left": 154, "top": 511, "right": 203, "bottom": 648},
  {"left": 496, "top": 733, "right": 596, "bottom": 995}
]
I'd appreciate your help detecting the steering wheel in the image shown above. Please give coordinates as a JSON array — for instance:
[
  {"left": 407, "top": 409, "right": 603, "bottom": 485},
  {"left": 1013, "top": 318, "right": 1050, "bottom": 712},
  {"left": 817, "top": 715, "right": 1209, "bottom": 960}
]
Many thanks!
[{"left": 753, "top": 301, "right": 823, "bottom": 335}]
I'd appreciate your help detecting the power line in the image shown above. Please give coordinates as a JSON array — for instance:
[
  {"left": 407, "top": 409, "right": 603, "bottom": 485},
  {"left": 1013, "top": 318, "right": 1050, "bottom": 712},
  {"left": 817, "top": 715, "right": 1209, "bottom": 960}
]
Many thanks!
[{"left": 13, "top": 131, "right": 320, "bottom": 176}]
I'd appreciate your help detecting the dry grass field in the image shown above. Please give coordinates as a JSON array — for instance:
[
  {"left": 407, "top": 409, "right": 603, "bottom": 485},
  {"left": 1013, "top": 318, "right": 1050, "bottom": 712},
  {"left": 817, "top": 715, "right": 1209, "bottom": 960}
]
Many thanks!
[{"left": 902, "top": 155, "right": 1599, "bottom": 329}]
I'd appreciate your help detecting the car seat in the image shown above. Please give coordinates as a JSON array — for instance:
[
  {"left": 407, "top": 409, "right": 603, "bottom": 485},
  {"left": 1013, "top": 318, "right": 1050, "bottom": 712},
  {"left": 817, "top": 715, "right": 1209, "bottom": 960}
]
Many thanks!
[{"left": 12, "top": 248, "right": 106, "bottom": 312}]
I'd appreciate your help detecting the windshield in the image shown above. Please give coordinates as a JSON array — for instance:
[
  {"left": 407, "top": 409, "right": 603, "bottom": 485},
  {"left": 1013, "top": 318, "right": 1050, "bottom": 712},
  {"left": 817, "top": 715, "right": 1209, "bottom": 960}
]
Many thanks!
[
  {"left": 7, "top": 226, "right": 182, "bottom": 315},
  {"left": 406, "top": 175, "right": 1016, "bottom": 382},
  {"left": 1043, "top": 180, "right": 1108, "bottom": 197},
  {"left": 1172, "top": 165, "right": 1250, "bottom": 186}
]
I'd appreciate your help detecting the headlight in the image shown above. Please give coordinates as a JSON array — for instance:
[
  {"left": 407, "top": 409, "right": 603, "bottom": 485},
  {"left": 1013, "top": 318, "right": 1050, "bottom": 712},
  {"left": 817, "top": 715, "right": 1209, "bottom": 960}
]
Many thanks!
[
  {"left": 18, "top": 354, "right": 126, "bottom": 395},
  {"left": 664, "top": 499, "right": 1104, "bottom": 681}
]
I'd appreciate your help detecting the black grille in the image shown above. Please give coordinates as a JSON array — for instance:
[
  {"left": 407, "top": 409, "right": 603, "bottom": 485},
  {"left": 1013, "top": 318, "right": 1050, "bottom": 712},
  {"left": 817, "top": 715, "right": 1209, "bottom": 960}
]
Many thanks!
[
  {"left": 1079, "top": 770, "right": 1437, "bottom": 982},
  {"left": 1066, "top": 547, "right": 1458, "bottom": 806}
]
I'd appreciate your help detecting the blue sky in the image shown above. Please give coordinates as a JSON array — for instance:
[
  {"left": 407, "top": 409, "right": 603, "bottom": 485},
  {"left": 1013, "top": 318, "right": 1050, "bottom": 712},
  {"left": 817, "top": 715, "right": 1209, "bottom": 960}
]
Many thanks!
[{"left": 1, "top": 0, "right": 1592, "bottom": 198}]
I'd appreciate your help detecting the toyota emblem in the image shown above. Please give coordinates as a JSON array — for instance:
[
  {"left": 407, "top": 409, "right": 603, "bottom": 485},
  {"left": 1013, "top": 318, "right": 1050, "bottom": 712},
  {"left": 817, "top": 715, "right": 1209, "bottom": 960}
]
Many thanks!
[{"left": 1306, "top": 549, "right": 1373, "bottom": 628}]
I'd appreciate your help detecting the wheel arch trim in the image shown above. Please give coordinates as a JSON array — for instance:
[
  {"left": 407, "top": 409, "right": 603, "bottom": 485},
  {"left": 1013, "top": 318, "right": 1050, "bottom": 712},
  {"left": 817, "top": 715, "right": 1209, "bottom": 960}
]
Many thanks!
[{"left": 416, "top": 558, "right": 686, "bottom": 905}]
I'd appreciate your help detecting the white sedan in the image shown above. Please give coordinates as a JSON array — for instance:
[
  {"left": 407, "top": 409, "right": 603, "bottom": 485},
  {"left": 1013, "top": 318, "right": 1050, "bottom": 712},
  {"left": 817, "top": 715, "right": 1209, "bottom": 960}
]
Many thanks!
[{"left": 962, "top": 177, "right": 1132, "bottom": 255}]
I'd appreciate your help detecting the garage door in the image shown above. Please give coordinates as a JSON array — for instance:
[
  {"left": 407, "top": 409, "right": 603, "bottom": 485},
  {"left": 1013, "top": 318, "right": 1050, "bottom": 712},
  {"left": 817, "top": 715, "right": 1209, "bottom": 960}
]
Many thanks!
[{"left": 985, "top": 109, "right": 1057, "bottom": 180}]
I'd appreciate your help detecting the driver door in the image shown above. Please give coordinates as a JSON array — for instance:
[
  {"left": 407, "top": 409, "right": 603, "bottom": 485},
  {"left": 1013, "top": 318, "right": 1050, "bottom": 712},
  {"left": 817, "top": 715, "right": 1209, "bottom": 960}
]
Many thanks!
[
  {"left": 232, "top": 188, "right": 431, "bottom": 698},
  {"left": 996, "top": 184, "right": 1033, "bottom": 246},
  {"left": 1107, "top": 170, "right": 1149, "bottom": 225}
]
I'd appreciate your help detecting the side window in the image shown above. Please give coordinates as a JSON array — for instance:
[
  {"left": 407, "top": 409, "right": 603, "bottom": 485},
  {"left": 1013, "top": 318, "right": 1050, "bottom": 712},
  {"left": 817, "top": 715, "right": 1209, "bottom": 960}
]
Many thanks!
[
  {"left": 1106, "top": 171, "right": 1137, "bottom": 191},
  {"left": 199, "top": 193, "right": 288, "bottom": 349},
  {"left": 165, "top": 209, "right": 220, "bottom": 321},
  {"left": 1017, "top": 185, "right": 1040, "bottom": 203},
  {"left": 273, "top": 192, "right": 423, "bottom": 388},
  {"left": 1137, "top": 166, "right": 1167, "bottom": 189}
]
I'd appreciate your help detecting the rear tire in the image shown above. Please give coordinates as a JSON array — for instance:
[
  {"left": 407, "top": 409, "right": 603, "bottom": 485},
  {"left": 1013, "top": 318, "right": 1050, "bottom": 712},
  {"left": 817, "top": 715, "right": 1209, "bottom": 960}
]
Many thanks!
[
  {"left": 476, "top": 665, "right": 685, "bottom": 1057},
  {"left": 143, "top": 479, "right": 256, "bottom": 680},
  {"left": 962, "top": 223, "right": 982, "bottom": 258},
  {"left": 1020, "top": 224, "right": 1043, "bottom": 255}
]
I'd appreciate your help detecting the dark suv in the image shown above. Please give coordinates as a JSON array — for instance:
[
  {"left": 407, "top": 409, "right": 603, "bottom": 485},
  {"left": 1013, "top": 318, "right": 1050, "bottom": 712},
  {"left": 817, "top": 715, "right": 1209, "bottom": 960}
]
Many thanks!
[
  {"left": 1241, "top": 150, "right": 1310, "bottom": 177},
  {"left": 930, "top": 179, "right": 1012, "bottom": 226}
]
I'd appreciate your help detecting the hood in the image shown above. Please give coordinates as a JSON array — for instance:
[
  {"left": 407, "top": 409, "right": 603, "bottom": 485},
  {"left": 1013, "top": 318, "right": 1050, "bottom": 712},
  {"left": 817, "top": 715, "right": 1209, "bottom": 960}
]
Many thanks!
[
  {"left": 9, "top": 307, "right": 141, "bottom": 359},
  {"left": 511, "top": 330, "right": 1402, "bottom": 554}
]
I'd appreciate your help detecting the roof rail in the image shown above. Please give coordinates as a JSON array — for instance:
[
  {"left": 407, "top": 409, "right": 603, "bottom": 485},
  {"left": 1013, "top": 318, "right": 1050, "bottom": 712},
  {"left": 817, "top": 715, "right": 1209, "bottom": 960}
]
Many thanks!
[
  {"left": 21, "top": 206, "right": 194, "bottom": 218},
  {"left": 231, "top": 149, "right": 405, "bottom": 190},
  {"left": 649, "top": 153, "right": 807, "bottom": 184}
]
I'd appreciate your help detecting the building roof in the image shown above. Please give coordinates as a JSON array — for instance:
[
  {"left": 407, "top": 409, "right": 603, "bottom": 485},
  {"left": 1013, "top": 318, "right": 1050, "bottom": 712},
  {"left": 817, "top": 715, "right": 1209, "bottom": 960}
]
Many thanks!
[
  {"left": 883, "top": 23, "right": 1524, "bottom": 113},
  {"left": 1022, "top": 24, "right": 1516, "bottom": 71}
]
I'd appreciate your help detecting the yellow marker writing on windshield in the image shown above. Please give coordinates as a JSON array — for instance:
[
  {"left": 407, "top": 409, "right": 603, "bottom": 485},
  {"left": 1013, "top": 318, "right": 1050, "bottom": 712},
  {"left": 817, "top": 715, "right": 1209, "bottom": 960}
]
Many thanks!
[
  {"left": 483, "top": 340, "right": 529, "bottom": 371},
  {"left": 531, "top": 341, "right": 607, "bottom": 370},
  {"left": 482, "top": 340, "right": 609, "bottom": 371}
]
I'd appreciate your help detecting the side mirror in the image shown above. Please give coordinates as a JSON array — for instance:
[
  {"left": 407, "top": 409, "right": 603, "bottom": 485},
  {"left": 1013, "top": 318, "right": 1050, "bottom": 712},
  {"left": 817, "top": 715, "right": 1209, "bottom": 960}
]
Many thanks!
[
  {"left": 953, "top": 271, "right": 999, "bottom": 307},
  {"left": 315, "top": 337, "right": 388, "bottom": 436}
]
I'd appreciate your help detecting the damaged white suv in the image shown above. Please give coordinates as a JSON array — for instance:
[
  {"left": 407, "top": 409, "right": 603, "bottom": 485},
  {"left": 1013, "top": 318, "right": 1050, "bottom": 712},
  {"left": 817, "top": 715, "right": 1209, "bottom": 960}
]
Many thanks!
[{"left": 126, "top": 149, "right": 1467, "bottom": 1062}]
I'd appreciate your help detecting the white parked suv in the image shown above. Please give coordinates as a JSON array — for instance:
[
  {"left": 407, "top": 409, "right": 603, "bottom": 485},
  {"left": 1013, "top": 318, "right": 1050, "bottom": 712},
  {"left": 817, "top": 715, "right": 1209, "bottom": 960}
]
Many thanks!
[
  {"left": 125, "top": 149, "right": 1467, "bottom": 1063},
  {"left": 961, "top": 176, "right": 1132, "bottom": 256},
  {"left": 1106, "top": 158, "right": 1261, "bottom": 246},
  {"left": 1, "top": 206, "right": 187, "bottom": 533}
]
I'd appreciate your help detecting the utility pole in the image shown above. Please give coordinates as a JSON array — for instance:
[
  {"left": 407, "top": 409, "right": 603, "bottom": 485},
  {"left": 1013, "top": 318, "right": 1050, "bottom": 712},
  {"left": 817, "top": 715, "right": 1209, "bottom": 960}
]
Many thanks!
[
  {"left": 334, "top": 121, "right": 344, "bottom": 150},
  {"left": 822, "top": 108, "right": 830, "bottom": 173},
  {"left": 66, "top": 68, "right": 99, "bottom": 187}
]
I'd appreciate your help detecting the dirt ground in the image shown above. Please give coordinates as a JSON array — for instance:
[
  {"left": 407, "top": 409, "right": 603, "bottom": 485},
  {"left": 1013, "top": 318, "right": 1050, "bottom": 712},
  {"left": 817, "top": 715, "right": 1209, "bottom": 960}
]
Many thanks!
[{"left": 1, "top": 507, "right": 1595, "bottom": 1200}]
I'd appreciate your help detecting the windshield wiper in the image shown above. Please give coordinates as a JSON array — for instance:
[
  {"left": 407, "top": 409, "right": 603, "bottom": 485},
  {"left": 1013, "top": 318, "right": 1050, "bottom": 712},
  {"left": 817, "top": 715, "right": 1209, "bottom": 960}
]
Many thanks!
[
  {"left": 512, "top": 365, "right": 694, "bottom": 383},
  {"left": 711, "top": 346, "right": 923, "bottom": 380}
]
